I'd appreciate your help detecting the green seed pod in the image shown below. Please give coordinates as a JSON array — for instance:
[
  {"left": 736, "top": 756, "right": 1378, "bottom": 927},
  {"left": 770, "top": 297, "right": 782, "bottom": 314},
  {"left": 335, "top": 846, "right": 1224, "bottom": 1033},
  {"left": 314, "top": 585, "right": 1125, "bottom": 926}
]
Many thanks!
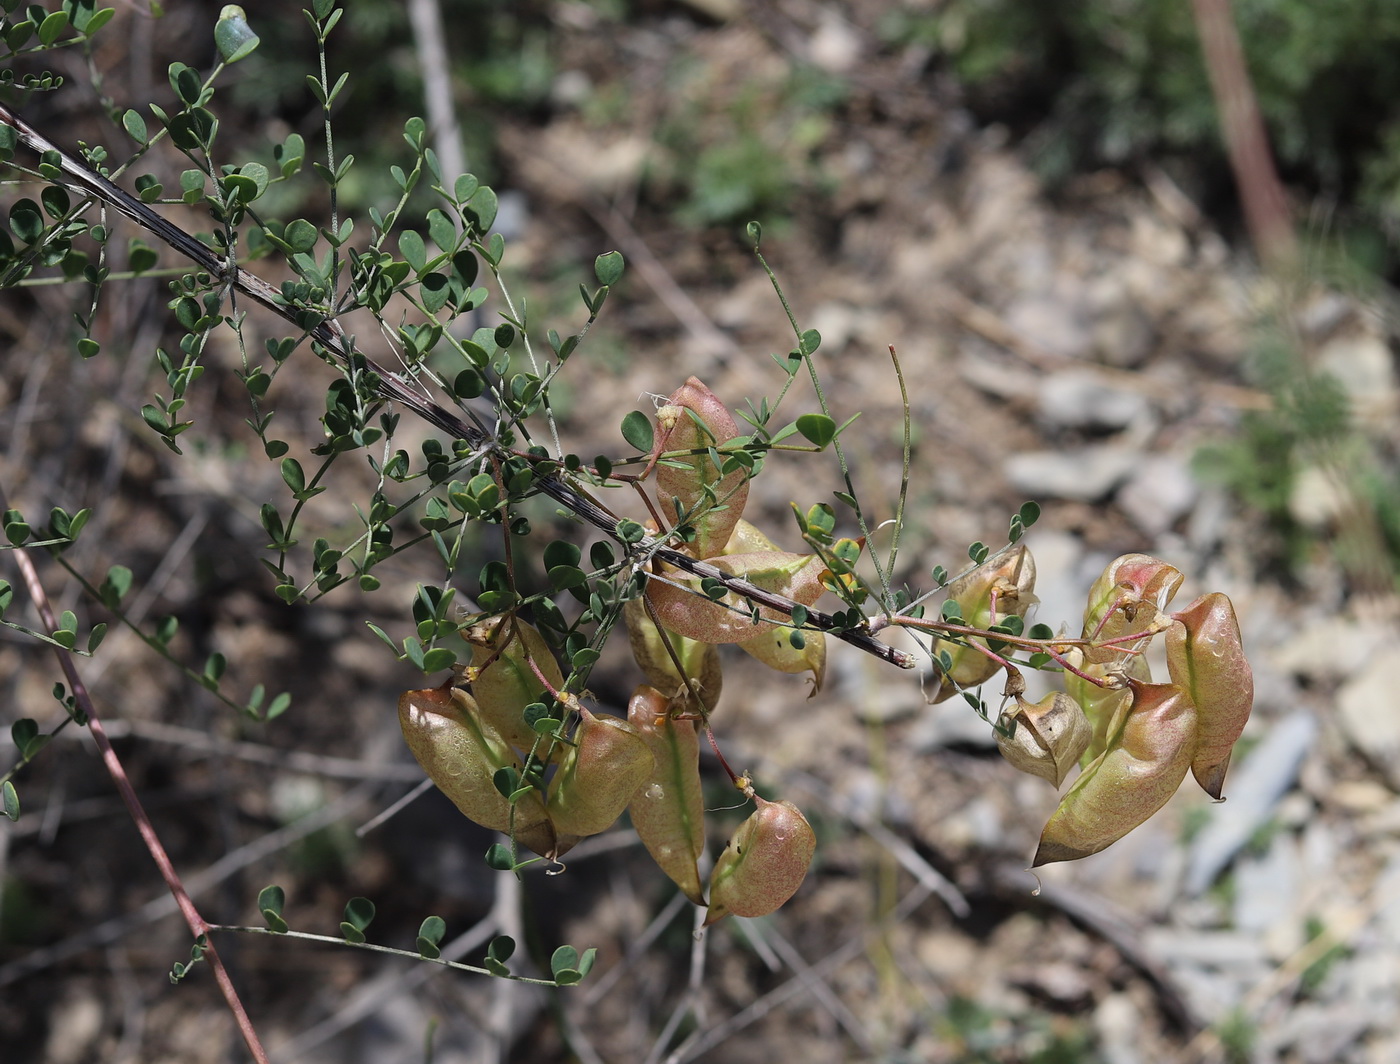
[
  {"left": 645, "top": 550, "right": 826, "bottom": 644},
  {"left": 626, "top": 686, "right": 707, "bottom": 905},
  {"left": 653, "top": 377, "right": 750, "bottom": 558},
  {"left": 931, "top": 543, "right": 1037, "bottom": 702},
  {"left": 1064, "top": 647, "right": 1150, "bottom": 766},
  {"left": 623, "top": 597, "right": 723, "bottom": 713},
  {"left": 997, "top": 691, "right": 1093, "bottom": 787},
  {"left": 720, "top": 519, "right": 826, "bottom": 688},
  {"left": 1081, "top": 553, "right": 1182, "bottom": 665},
  {"left": 705, "top": 796, "right": 816, "bottom": 925},
  {"left": 735, "top": 622, "right": 827, "bottom": 692},
  {"left": 1167, "top": 593, "right": 1253, "bottom": 800},
  {"left": 547, "top": 706, "right": 655, "bottom": 838},
  {"left": 1033, "top": 680, "right": 1197, "bottom": 865},
  {"left": 463, "top": 616, "right": 565, "bottom": 759},
  {"left": 398, "top": 685, "right": 563, "bottom": 856}
]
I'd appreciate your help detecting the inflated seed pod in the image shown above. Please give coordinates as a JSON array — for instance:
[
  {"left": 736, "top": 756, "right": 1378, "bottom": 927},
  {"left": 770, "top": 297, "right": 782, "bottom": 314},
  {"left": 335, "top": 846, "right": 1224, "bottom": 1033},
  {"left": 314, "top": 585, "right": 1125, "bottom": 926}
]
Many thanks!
[
  {"left": 1033, "top": 680, "right": 1197, "bottom": 865},
  {"left": 1080, "top": 554, "right": 1183, "bottom": 665},
  {"left": 930, "top": 543, "right": 1037, "bottom": 702},
  {"left": 463, "top": 617, "right": 566, "bottom": 759},
  {"left": 623, "top": 597, "right": 723, "bottom": 713},
  {"left": 653, "top": 377, "right": 750, "bottom": 558},
  {"left": 626, "top": 686, "right": 707, "bottom": 905},
  {"left": 1064, "top": 647, "right": 1150, "bottom": 767},
  {"left": 735, "top": 622, "right": 827, "bottom": 692},
  {"left": 1166, "top": 593, "right": 1253, "bottom": 800},
  {"left": 996, "top": 691, "right": 1093, "bottom": 787},
  {"left": 546, "top": 706, "right": 655, "bottom": 838},
  {"left": 720, "top": 519, "right": 826, "bottom": 688},
  {"left": 645, "top": 550, "right": 826, "bottom": 644},
  {"left": 397, "top": 685, "right": 563, "bottom": 856},
  {"left": 704, "top": 796, "right": 816, "bottom": 925}
]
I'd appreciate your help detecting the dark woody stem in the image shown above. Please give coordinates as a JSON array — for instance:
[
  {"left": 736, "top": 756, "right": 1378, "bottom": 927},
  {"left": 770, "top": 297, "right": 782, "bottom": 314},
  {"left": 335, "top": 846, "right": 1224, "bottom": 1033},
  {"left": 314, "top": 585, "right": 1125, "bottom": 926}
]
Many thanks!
[{"left": 0, "top": 101, "right": 916, "bottom": 672}]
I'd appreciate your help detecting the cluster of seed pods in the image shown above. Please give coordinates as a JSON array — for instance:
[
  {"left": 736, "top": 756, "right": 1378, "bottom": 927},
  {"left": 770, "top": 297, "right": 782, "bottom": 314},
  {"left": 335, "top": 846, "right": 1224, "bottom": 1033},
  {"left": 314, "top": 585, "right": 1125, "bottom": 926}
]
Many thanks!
[
  {"left": 397, "top": 378, "right": 1255, "bottom": 925},
  {"left": 943, "top": 549, "right": 1255, "bottom": 864},
  {"left": 396, "top": 379, "right": 822, "bottom": 922}
]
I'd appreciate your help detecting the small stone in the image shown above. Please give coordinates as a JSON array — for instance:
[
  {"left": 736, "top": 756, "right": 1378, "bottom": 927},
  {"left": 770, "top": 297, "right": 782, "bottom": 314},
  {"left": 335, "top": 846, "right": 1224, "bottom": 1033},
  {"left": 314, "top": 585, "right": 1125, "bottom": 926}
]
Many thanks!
[
  {"left": 1035, "top": 369, "right": 1151, "bottom": 431},
  {"left": 1315, "top": 331, "right": 1397, "bottom": 429},
  {"left": 1004, "top": 445, "right": 1137, "bottom": 501},
  {"left": 1336, "top": 646, "right": 1400, "bottom": 789},
  {"left": 1288, "top": 464, "right": 1352, "bottom": 531},
  {"left": 1184, "top": 712, "right": 1319, "bottom": 895},
  {"left": 1117, "top": 452, "right": 1200, "bottom": 536}
]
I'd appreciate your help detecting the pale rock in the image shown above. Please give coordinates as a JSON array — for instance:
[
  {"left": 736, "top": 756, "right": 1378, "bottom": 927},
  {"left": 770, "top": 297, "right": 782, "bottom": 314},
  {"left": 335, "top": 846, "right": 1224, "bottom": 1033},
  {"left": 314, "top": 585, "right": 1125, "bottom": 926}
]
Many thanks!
[
  {"left": 911, "top": 697, "right": 998, "bottom": 751},
  {"left": 1269, "top": 615, "right": 1391, "bottom": 686},
  {"left": 807, "top": 10, "right": 861, "bottom": 73},
  {"left": 1004, "top": 445, "right": 1137, "bottom": 501},
  {"left": 1315, "top": 331, "right": 1398, "bottom": 428},
  {"left": 1184, "top": 711, "right": 1319, "bottom": 894},
  {"left": 1336, "top": 647, "right": 1400, "bottom": 789},
  {"left": 806, "top": 300, "right": 861, "bottom": 356},
  {"left": 1117, "top": 451, "right": 1200, "bottom": 536},
  {"left": 1004, "top": 293, "right": 1085, "bottom": 359},
  {"left": 1232, "top": 831, "right": 1303, "bottom": 959},
  {"left": 1035, "top": 368, "right": 1151, "bottom": 431},
  {"left": 1094, "top": 992, "right": 1144, "bottom": 1064},
  {"left": 1288, "top": 463, "right": 1352, "bottom": 531}
]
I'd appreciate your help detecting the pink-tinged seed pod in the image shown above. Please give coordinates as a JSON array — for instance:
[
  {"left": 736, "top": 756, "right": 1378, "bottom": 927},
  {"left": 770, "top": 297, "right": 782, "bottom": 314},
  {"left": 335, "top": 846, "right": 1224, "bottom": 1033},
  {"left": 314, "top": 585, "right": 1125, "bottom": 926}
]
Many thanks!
[
  {"left": 1033, "top": 680, "right": 1197, "bottom": 865},
  {"left": 996, "top": 691, "right": 1093, "bottom": 787},
  {"left": 1080, "top": 554, "right": 1183, "bottom": 665},
  {"left": 463, "top": 617, "right": 566, "bottom": 759},
  {"left": 1064, "top": 647, "right": 1150, "bottom": 766},
  {"left": 653, "top": 377, "right": 750, "bottom": 558},
  {"left": 735, "top": 622, "right": 827, "bottom": 692},
  {"left": 623, "top": 597, "right": 723, "bottom": 713},
  {"left": 705, "top": 796, "right": 816, "bottom": 925},
  {"left": 626, "top": 686, "right": 708, "bottom": 905},
  {"left": 397, "top": 685, "right": 562, "bottom": 856},
  {"left": 645, "top": 550, "right": 826, "bottom": 644},
  {"left": 546, "top": 706, "right": 655, "bottom": 838},
  {"left": 1167, "top": 593, "right": 1253, "bottom": 800},
  {"left": 930, "top": 543, "right": 1037, "bottom": 702}
]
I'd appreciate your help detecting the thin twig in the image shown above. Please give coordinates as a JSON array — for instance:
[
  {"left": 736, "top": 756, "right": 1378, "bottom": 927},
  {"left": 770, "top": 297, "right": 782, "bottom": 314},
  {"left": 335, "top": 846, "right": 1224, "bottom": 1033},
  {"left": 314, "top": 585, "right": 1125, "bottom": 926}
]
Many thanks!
[
  {"left": 0, "top": 102, "right": 915, "bottom": 671},
  {"left": 1, "top": 489, "right": 271, "bottom": 1063}
]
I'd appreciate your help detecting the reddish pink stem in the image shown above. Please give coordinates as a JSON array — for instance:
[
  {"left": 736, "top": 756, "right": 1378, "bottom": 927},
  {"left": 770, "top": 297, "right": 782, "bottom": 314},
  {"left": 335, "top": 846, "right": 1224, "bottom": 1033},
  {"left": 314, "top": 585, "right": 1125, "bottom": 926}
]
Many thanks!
[
  {"left": 8, "top": 539, "right": 271, "bottom": 1064},
  {"left": 1191, "top": 0, "right": 1297, "bottom": 268}
]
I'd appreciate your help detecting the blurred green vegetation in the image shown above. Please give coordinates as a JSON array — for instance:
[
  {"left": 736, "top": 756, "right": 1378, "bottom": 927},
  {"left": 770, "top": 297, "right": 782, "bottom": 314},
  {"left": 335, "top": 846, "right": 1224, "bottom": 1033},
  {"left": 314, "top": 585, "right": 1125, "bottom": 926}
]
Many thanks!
[{"left": 880, "top": 0, "right": 1400, "bottom": 261}]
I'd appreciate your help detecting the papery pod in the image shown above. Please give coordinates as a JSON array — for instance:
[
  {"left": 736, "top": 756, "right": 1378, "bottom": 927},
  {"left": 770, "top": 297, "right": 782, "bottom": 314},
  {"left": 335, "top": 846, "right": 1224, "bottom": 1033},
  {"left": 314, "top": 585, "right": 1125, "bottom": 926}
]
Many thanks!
[
  {"left": 1081, "top": 554, "right": 1183, "bottom": 665},
  {"left": 463, "top": 617, "right": 566, "bottom": 759},
  {"left": 646, "top": 550, "right": 826, "bottom": 644},
  {"left": 623, "top": 597, "right": 723, "bottom": 713},
  {"left": 705, "top": 796, "right": 816, "bottom": 925},
  {"left": 722, "top": 520, "right": 827, "bottom": 688},
  {"left": 546, "top": 706, "right": 655, "bottom": 838},
  {"left": 398, "top": 685, "right": 563, "bottom": 856},
  {"left": 1034, "top": 680, "right": 1197, "bottom": 865},
  {"left": 723, "top": 518, "right": 779, "bottom": 554},
  {"left": 930, "top": 543, "right": 1037, "bottom": 702},
  {"left": 1167, "top": 593, "right": 1254, "bottom": 800},
  {"left": 626, "top": 686, "right": 707, "bottom": 905},
  {"left": 997, "top": 692, "right": 1093, "bottom": 787},
  {"left": 736, "top": 623, "right": 827, "bottom": 692},
  {"left": 653, "top": 377, "right": 750, "bottom": 558},
  {"left": 1064, "top": 647, "right": 1150, "bottom": 766}
]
